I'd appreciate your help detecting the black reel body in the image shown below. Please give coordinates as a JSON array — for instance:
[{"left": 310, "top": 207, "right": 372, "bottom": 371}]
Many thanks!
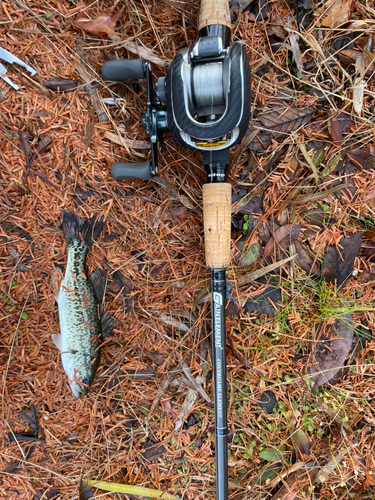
[
  {"left": 101, "top": 34, "right": 251, "bottom": 180},
  {"left": 166, "top": 39, "right": 250, "bottom": 151}
]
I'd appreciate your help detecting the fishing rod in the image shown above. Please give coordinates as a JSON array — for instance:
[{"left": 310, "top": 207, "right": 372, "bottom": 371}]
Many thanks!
[{"left": 101, "top": 1, "right": 251, "bottom": 498}]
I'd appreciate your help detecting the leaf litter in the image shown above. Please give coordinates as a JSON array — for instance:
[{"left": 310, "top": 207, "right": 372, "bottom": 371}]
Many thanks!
[
  {"left": 1, "top": 0, "right": 375, "bottom": 499},
  {"left": 310, "top": 314, "right": 354, "bottom": 389},
  {"left": 322, "top": 232, "right": 362, "bottom": 287}
]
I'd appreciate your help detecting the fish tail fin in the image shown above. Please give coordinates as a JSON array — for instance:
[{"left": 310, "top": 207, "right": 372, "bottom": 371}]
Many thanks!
[{"left": 61, "top": 210, "right": 105, "bottom": 249}]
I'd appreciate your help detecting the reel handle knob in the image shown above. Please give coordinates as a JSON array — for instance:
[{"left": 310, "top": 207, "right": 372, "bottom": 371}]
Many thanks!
[
  {"left": 111, "top": 161, "right": 153, "bottom": 180},
  {"left": 101, "top": 58, "right": 146, "bottom": 81}
]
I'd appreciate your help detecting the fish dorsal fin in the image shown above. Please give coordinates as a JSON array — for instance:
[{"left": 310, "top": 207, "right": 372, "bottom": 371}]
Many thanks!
[
  {"left": 52, "top": 334, "right": 62, "bottom": 351},
  {"left": 89, "top": 268, "right": 108, "bottom": 304}
]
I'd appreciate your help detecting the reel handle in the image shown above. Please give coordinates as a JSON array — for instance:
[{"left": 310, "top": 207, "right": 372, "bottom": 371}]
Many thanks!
[
  {"left": 111, "top": 161, "right": 153, "bottom": 180},
  {"left": 101, "top": 59, "right": 146, "bottom": 81},
  {"left": 198, "top": 0, "right": 231, "bottom": 31}
]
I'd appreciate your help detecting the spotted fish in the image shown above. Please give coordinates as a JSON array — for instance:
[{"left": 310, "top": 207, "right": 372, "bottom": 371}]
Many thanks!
[{"left": 52, "top": 210, "right": 112, "bottom": 398}]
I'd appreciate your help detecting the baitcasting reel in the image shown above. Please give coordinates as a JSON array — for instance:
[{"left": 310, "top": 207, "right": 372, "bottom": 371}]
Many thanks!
[{"left": 101, "top": 31, "right": 250, "bottom": 181}]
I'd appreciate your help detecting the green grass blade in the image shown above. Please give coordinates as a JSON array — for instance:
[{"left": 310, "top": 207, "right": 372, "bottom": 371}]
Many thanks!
[
  {"left": 299, "top": 143, "right": 319, "bottom": 185},
  {"left": 85, "top": 480, "right": 178, "bottom": 499}
]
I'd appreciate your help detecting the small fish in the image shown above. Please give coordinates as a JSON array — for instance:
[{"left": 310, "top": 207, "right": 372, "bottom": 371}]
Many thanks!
[{"left": 52, "top": 210, "right": 112, "bottom": 398}]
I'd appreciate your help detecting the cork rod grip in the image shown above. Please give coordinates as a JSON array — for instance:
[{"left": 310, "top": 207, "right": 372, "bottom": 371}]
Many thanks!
[
  {"left": 203, "top": 183, "right": 232, "bottom": 269},
  {"left": 198, "top": 0, "right": 231, "bottom": 31}
]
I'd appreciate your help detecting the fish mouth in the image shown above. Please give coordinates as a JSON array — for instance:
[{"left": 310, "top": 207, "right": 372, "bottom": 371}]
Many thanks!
[{"left": 70, "top": 378, "right": 91, "bottom": 398}]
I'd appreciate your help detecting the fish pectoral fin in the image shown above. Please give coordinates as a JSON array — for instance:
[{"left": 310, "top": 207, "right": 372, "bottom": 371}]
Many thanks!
[
  {"left": 51, "top": 267, "right": 63, "bottom": 300},
  {"left": 52, "top": 333, "right": 62, "bottom": 351}
]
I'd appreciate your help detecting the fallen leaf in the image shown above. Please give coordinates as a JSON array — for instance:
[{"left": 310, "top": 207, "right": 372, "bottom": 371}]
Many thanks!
[
  {"left": 244, "top": 106, "right": 316, "bottom": 152},
  {"left": 160, "top": 313, "right": 191, "bottom": 332},
  {"left": 264, "top": 224, "right": 301, "bottom": 256},
  {"left": 19, "top": 404, "right": 39, "bottom": 436},
  {"left": 126, "top": 365, "right": 154, "bottom": 381},
  {"left": 347, "top": 149, "right": 375, "bottom": 170},
  {"left": 294, "top": 242, "right": 320, "bottom": 275},
  {"left": 329, "top": 117, "right": 342, "bottom": 145},
  {"left": 141, "top": 441, "right": 166, "bottom": 462},
  {"left": 270, "top": 461, "right": 319, "bottom": 499},
  {"left": 258, "top": 220, "right": 280, "bottom": 244},
  {"left": 313, "top": 146, "right": 325, "bottom": 168},
  {"left": 230, "top": 0, "right": 255, "bottom": 21},
  {"left": 267, "top": 12, "right": 287, "bottom": 39},
  {"left": 123, "top": 41, "right": 170, "bottom": 68},
  {"left": 289, "top": 183, "right": 350, "bottom": 205},
  {"left": 33, "top": 490, "right": 60, "bottom": 500},
  {"left": 186, "top": 413, "right": 199, "bottom": 428},
  {"left": 10, "top": 248, "right": 30, "bottom": 272},
  {"left": 74, "top": 4, "right": 124, "bottom": 36},
  {"left": 161, "top": 400, "right": 176, "bottom": 417},
  {"left": 85, "top": 480, "right": 177, "bottom": 500},
  {"left": 364, "top": 189, "right": 375, "bottom": 202},
  {"left": 232, "top": 186, "right": 247, "bottom": 203},
  {"left": 314, "top": 449, "right": 347, "bottom": 484},
  {"left": 8, "top": 433, "right": 45, "bottom": 444},
  {"left": 364, "top": 227, "right": 375, "bottom": 239},
  {"left": 338, "top": 48, "right": 361, "bottom": 66},
  {"left": 79, "top": 481, "right": 94, "bottom": 500},
  {"left": 3, "top": 445, "right": 35, "bottom": 474},
  {"left": 258, "top": 391, "right": 277, "bottom": 414},
  {"left": 85, "top": 107, "right": 95, "bottom": 148},
  {"left": 239, "top": 242, "right": 261, "bottom": 268},
  {"left": 104, "top": 130, "right": 150, "bottom": 150},
  {"left": 310, "top": 314, "right": 354, "bottom": 389},
  {"left": 320, "top": 0, "right": 352, "bottom": 28},
  {"left": 36, "top": 136, "right": 53, "bottom": 155},
  {"left": 244, "top": 278, "right": 281, "bottom": 314},
  {"left": 238, "top": 254, "right": 296, "bottom": 287},
  {"left": 144, "top": 351, "right": 165, "bottom": 365},
  {"left": 181, "top": 362, "right": 211, "bottom": 402},
  {"left": 43, "top": 78, "right": 77, "bottom": 91},
  {"left": 291, "top": 429, "right": 311, "bottom": 460},
  {"left": 259, "top": 448, "right": 283, "bottom": 462},
  {"left": 18, "top": 129, "right": 31, "bottom": 160},
  {"left": 360, "top": 244, "right": 375, "bottom": 260},
  {"left": 338, "top": 49, "right": 375, "bottom": 76},
  {"left": 322, "top": 154, "right": 342, "bottom": 176},
  {"left": 259, "top": 107, "right": 315, "bottom": 132},
  {"left": 353, "top": 78, "right": 365, "bottom": 115},
  {"left": 237, "top": 196, "right": 263, "bottom": 216},
  {"left": 268, "top": 461, "right": 310, "bottom": 490},
  {"left": 225, "top": 301, "right": 241, "bottom": 317},
  {"left": 289, "top": 31, "right": 303, "bottom": 72},
  {"left": 322, "top": 232, "right": 362, "bottom": 287}
]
